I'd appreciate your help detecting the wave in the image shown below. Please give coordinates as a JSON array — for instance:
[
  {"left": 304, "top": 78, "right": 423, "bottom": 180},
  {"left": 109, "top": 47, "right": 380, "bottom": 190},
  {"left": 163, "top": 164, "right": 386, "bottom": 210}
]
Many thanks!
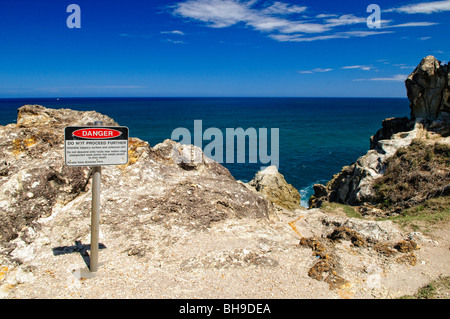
[{"left": 299, "top": 180, "right": 328, "bottom": 208}]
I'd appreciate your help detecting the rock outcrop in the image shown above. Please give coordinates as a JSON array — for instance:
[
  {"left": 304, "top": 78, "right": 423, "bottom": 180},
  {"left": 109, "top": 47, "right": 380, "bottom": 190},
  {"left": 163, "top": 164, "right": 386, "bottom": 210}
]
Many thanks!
[
  {"left": 309, "top": 122, "right": 428, "bottom": 207},
  {"left": 0, "top": 105, "right": 272, "bottom": 246},
  {"left": 406, "top": 55, "right": 449, "bottom": 121},
  {"left": 0, "top": 104, "right": 447, "bottom": 299},
  {"left": 310, "top": 56, "right": 450, "bottom": 210},
  {"left": 246, "top": 166, "right": 301, "bottom": 211}
]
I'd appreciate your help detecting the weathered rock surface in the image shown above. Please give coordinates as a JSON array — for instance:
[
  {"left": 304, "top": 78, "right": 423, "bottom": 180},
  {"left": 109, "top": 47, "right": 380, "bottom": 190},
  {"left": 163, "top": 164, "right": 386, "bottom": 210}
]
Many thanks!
[
  {"left": 0, "top": 105, "right": 271, "bottom": 246},
  {"left": 310, "top": 123, "right": 427, "bottom": 207},
  {"left": 246, "top": 166, "right": 301, "bottom": 210},
  {"left": 0, "top": 105, "right": 447, "bottom": 299},
  {"left": 406, "top": 55, "right": 449, "bottom": 121}
]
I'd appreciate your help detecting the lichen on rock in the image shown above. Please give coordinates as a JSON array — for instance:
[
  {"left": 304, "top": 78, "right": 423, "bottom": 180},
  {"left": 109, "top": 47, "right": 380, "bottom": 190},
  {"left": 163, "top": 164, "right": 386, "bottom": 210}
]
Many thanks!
[{"left": 246, "top": 165, "right": 301, "bottom": 211}]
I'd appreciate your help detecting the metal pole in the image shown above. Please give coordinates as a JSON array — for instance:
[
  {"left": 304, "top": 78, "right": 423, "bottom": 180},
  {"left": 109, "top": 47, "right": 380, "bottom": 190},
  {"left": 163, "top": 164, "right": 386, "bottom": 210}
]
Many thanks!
[{"left": 90, "top": 121, "right": 103, "bottom": 272}]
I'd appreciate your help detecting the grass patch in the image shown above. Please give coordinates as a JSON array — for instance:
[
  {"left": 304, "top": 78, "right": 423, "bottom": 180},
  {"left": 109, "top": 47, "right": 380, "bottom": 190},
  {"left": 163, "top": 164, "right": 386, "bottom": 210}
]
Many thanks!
[
  {"left": 321, "top": 202, "right": 363, "bottom": 219},
  {"left": 373, "top": 139, "right": 450, "bottom": 211},
  {"left": 384, "top": 196, "right": 450, "bottom": 232},
  {"left": 399, "top": 276, "right": 450, "bottom": 299}
]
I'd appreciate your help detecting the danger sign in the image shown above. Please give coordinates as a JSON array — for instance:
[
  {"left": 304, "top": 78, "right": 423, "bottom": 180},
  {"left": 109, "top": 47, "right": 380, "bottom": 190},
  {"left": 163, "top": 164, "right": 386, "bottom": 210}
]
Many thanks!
[
  {"left": 72, "top": 128, "right": 123, "bottom": 139},
  {"left": 64, "top": 126, "right": 129, "bottom": 166}
]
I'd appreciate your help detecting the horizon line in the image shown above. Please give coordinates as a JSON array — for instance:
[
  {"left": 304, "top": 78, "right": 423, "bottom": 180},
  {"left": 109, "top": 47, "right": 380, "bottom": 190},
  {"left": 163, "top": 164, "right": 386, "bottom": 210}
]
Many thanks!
[{"left": 0, "top": 96, "right": 408, "bottom": 100}]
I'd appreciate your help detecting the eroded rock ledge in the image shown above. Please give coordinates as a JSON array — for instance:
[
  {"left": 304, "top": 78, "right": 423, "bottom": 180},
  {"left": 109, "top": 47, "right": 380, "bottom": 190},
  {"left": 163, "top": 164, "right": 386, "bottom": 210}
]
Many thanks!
[
  {"left": 0, "top": 105, "right": 273, "bottom": 247},
  {"left": 0, "top": 69, "right": 447, "bottom": 298},
  {"left": 310, "top": 56, "right": 450, "bottom": 213}
]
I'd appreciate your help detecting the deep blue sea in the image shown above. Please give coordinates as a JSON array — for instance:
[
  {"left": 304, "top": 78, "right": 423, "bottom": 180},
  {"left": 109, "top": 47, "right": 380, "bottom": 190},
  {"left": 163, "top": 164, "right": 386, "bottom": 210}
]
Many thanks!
[{"left": 0, "top": 97, "right": 410, "bottom": 206}]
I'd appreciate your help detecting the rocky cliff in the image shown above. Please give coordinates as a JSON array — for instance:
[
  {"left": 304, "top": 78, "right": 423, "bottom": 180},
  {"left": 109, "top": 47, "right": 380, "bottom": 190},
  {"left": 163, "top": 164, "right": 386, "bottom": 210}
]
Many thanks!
[
  {"left": 245, "top": 165, "right": 301, "bottom": 211},
  {"left": 406, "top": 55, "right": 450, "bottom": 121},
  {"left": 309, "top": 56, "right": 450, "bottom": 214},
  {"left": 0, "top": 105, "right": 274, "bottom": 246},
  {"left": 0, "top": 67, "right": 449, "bottom": 298}
]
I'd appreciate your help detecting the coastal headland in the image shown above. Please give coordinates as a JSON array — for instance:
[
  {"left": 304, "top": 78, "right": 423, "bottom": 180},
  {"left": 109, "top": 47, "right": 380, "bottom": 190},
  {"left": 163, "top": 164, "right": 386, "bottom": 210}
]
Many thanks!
[{"left": 0, "top": 56, "right": 448, "bottom": 299}]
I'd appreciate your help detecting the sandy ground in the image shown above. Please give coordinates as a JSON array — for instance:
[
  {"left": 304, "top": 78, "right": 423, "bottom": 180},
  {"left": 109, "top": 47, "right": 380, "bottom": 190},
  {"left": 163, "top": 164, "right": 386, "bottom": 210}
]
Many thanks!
[{"left": 1, "top": 207, "right": 448, "bottom": 300}]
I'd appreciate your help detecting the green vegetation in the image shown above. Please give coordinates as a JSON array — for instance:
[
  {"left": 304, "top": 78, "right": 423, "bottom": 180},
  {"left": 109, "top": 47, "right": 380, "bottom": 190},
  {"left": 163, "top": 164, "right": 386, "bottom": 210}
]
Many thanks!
[
  {"left": 321, "top": 202, "right": 363, "bottom": 219},
  {"left": 374, "top": 139, "right": 450, "bottom": 211},
  {"left": 399, "top": 276, "right": 450, "bottom": 299},
  {"left": 383, "top": 196, "right": 450, "bottom": 232}
]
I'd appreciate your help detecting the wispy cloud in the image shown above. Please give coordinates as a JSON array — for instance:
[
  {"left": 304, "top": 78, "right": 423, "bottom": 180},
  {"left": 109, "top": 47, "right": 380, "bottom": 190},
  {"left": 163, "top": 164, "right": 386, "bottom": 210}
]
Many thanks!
[
  {"left": 342, "top": 65, "right": 374, "bottom": 71},
  {"left": 172, "top": 0, "right": 374, "bottom": 38},
  {"left": 383, "top": 21, "right": 438, "bottom": 28},
  {"left": 262, "top": 1, "right": 307, "bottom": 15},
  {"left": 315, "top": 13, "right": 338, "bottom": 19},
  {"left": 174, "top": 0, "right": 328, "bottom": 33},
  {"left": 300, "top": 64, "right": 378, "bottom": 75},
  {"left": 393, "top": 64, "right": 416, "bottom": 69},
  {"left": 172, "top": 0, "right": 440, "bottom": 43},
  {"left": 298, "top": 68, "right": 333, "bottom": 74},
  {"left": 161, "top": 30, "right": 185, "bottom": 35},
  {"left": 166, "top": 39, "right": 187, "bottom": 44},
  {"left": 354, "top": 74, "right": 408, "bottom": 82},
  {"left": 385, "top": 0, "right": 450, "bottom": 14},
  {"left": 324, "top": 14, "right": 367, "bottom": 27},
  {"left": 270, "top": 30, "right": 393, "bottom": 42}
]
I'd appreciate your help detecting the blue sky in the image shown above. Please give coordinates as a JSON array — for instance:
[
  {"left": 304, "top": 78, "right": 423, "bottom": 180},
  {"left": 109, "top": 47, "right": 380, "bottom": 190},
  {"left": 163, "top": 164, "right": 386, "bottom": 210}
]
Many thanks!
[{"left": 0, "top": 0, "right": 449, "bottom": 98}]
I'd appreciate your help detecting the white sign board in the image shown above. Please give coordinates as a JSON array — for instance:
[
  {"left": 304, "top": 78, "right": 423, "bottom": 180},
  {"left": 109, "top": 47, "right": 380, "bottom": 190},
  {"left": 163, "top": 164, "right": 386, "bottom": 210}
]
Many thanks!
[{"left": 64, "top": 126, "right": 129, "bottom": 166}]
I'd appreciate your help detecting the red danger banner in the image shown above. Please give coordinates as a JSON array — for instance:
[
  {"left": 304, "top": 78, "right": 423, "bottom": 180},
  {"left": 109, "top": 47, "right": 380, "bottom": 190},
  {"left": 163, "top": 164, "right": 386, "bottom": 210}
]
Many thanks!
[
  {"left": 64, "top": 126, "right": 129, "bottom": 166},
  {"left": 72, "top": 128, "right": 122, "bottom": 139}
]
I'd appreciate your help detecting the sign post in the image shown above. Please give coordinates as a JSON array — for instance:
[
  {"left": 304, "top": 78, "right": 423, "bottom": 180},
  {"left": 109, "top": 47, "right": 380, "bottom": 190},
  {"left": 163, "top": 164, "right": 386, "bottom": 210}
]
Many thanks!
[
  {"left": 64, "top": 123, "right": 129, "bottom": 272},
  {"left": 89, "top": 121, "right": 102, "bottom": 272}
]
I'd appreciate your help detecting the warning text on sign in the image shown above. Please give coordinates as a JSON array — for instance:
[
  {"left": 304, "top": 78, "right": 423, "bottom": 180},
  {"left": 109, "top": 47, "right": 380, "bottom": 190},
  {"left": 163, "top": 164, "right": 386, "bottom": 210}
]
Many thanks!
[{"left": 64, "top": 126, "right": 129, "bottom": 166}]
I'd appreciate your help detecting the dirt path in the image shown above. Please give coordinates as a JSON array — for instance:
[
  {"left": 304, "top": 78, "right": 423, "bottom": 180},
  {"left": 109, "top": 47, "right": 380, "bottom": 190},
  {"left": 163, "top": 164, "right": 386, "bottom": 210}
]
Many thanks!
[{"left": 2, "top": 208, "right": 448, "bottom": 299}]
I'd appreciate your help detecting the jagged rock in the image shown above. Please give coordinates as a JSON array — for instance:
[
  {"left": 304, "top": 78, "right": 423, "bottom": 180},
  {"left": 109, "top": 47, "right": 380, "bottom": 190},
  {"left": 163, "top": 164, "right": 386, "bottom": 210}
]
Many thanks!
[
  {"left": 405, "top": 55, "right": 449, "bottom": 121},
  {"left": 314, "top": 123, "right": 425, "bottom": 206},
  {"left": 0, "top": 105, "right": 113, "bottom": 244},
  {"left": 247, "top": 166, "right": 301, "bottom": 210},
  {"left": 16, "top": 104, "right": 119, "bottom": 128},
  {"left": 370, "top": 117, "right": 412, "bottom": 150},
  {"left": 0, "top": 105, "right": 272, "bottom": 246},
  {"left": 311, "top": 55, "right": 450, "bottom": 209},
  {"left": 0, "top": 105, "right": 447, "bottom": 299},
  {"left": 308, "top": 184, "right": 328, "bottom": 208}
]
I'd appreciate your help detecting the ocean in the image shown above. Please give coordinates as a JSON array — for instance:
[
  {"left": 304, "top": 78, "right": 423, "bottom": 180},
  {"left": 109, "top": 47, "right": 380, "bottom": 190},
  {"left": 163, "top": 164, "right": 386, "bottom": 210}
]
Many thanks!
[{"left": 0, "top": 97, "right": 410, "bottom": 206}]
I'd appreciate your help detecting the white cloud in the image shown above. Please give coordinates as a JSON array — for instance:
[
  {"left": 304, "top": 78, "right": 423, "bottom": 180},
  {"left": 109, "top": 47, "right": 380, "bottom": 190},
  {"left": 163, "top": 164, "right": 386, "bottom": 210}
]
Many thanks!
[
  {"left": 385, "top": 0, "right": 450, "bottom": 14},
  {"left": 342, "top": 65, "right": 374, "bottom": 71},
  {"left": 354, "top": 74, "right": 408, "bottom": 82},
  {"left": 174, "top": 0, "right": 330, "bottom": 34},
  {"left": 393, "top": 64, "right": 416, "bottom": 69},
  {"left": 298, "top": 68, "right": 333, "bottom": 74},
  {"left": 315, "top": 13, "right": 338, "bottom": 18},
  {"left": 248, "top": 16, "right": 329, "bottom": 33},
  {"left": 166, "top": 39, "right": 187, "bottom": 44},
  {"left": 271, "top": 30, "right": 393, "bottom": 42},
  {"left": 161, "top": 30, "right": 185, "bottom": 35},
  {"left": 173, "top": 0, "right": 250, "bottom": 28},
  {"left": 263, "top": 1, "right": 307, "bottom": 15},
  {"left": 270, "top": 33, "right": 340, "bottom": 42},
  {"left": 312, "top": 68, "right": 333, "bottom": 72},
  {"left": 324, "top": 14, "right": 367, "bottom": 27},
  {"left": 171, "top": 0, "right": 440, "bottom": 43},
  {"left": 342, "top": 30, "right": 393, "bottom": 37},
  {"left": 383, "top": 21, "right": 438, "bottom": 28}
]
